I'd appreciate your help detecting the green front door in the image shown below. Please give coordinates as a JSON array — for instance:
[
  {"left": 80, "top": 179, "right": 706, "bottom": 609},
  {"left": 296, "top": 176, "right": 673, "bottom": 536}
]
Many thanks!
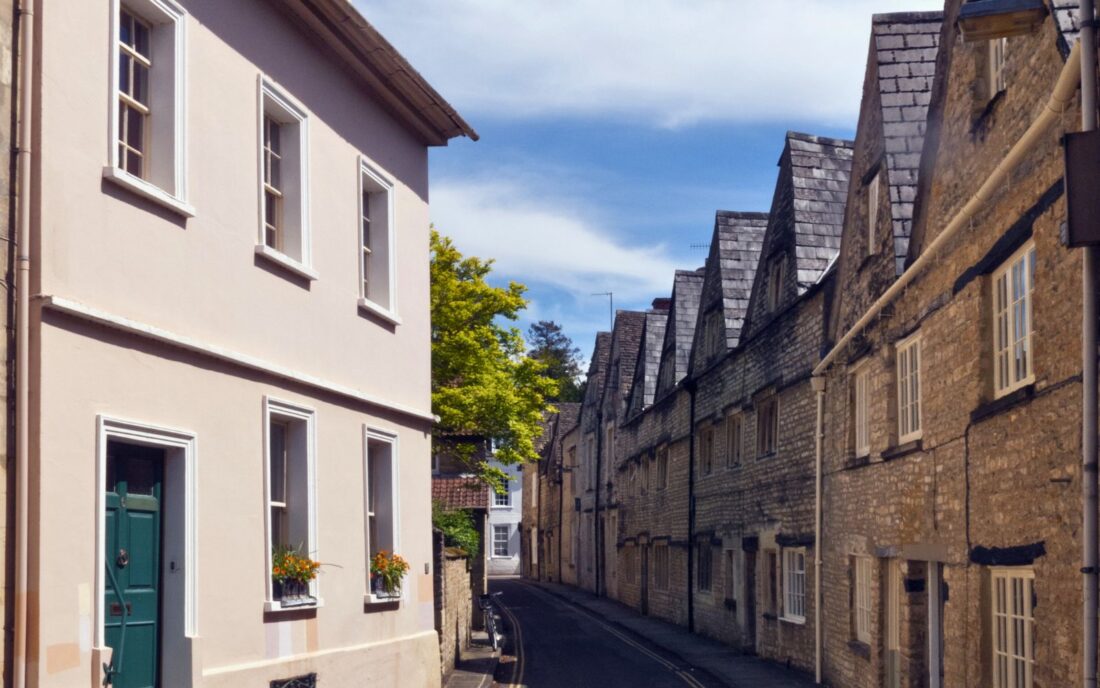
[{"left": 104, "top": 441, "right": 163, "bottom": 688}]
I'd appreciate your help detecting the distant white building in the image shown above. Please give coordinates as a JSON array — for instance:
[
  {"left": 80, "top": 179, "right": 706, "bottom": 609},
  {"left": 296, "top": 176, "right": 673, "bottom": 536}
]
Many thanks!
[{"left": 487, "top": 457, "right": 523, "bottom": 576}]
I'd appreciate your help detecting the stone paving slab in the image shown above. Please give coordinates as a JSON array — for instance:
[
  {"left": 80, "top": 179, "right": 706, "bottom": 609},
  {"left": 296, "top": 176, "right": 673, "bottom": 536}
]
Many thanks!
[
  {"left": 443, "top": 632, "right": 499, "bottom": 688},
  {"left": 530, "top": 580, "right": 816, "bottom": 688}
]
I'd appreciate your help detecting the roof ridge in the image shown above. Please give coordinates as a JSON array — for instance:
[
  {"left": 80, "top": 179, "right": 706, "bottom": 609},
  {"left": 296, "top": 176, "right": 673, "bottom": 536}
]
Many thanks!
[
  {"left": 871, "top": 10, "right": 944, "bottom": 24},
  {"left": 786, "top": 130, "right": 855, "bottom": 148},
  {"left": 716, "top": 210, "right": 770, "bottom": 219}
]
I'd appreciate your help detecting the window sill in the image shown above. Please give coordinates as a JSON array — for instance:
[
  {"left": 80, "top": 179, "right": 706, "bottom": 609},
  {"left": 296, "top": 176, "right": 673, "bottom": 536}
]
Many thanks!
[
  {"left": 357, "top": 298, "right": 402, "bottom": 326},
  {"left": 780, "top": 614, "right": 806, "bottom": 626},
  {"left": 255, "top": 245, "right": 319, "bottom": 281},
  {"left": 756, "top": 451, "right": 777, "bottom": 461},
  {"left": 102, "top": 166, "right": 195, "bottom": 218},
  {"left": 843, "top": 454, "right": 871, "bottom": 471},
  {"left": 848, "top": 639, "right": 871, "bottom": 659},
  {"left": 971, "top": 383, "right": 1035, "bottom": 424},
  {"left": 490, "top": 505, "right": 513, "bottom": 510},
  {"left": 364, "top": 593, "right": 402, "bottom": 606},
  {"left": 264, "top": 597, "right": 324, "bottom": 613},
  {"left": 882, "top": 439, "right": 922, "bottom": 462}
]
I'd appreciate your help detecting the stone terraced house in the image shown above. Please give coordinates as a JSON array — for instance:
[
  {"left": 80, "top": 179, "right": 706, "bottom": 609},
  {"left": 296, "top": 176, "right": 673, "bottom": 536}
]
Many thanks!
[{"left": 524, "top": 1, "right": 1100, "bottom": 686}]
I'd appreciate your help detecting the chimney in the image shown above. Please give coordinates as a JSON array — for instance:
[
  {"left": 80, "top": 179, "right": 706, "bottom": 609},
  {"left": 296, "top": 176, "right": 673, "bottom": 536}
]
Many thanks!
[{"left": 651, "top": 298, "right": 671, "bottom": 311}]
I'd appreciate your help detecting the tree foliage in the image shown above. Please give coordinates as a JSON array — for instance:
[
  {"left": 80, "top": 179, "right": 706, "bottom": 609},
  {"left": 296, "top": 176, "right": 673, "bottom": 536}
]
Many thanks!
[
  {"left": 527, "top": 320, "right": 585, "bottom": 402},
  {"left": 432, "top": 501, "right": 480, "bottom": 556},
  {"left": 431, "top": 230, "right": 556, "bottom": 488}
]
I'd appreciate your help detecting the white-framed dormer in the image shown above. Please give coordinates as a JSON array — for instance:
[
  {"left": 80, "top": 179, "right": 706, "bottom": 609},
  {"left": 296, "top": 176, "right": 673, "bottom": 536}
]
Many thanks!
[
  {"left": 104, "top": 0, "right": 194, "bottom": 217},
  {"left": 262, "top": 397, "right": 320, "bottom": 611},
  {"left": 358, "top": 157, "right": 400, "bottom": 325},
  {"left": 255, "top": 76, "right": 316, "bottom": 281},
  {"left": 364, "top": 427, "right": 401, "bottom": 604}
]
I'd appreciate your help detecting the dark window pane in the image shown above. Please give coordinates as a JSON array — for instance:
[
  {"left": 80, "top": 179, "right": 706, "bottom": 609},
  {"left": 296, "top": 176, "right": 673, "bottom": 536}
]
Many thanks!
[
  {"left": 120, "top": 54, "right": 130, "bottom": 94},
  {"left": 270, "top": 422, "right": 287, "bottom": 503},
  {"left": 120, "top": 11, "right": 132, "bottom": 47},
  {"left": 126, "top": 150, "right": 142, "bottom": 176},
  {"left": 134, "top": 19, "right": 150, "bottom": 56},
  {"left": 126, "top": 107, "right": 144, "bottom": 148},
  {"left": 133, "top": 63, "right": 149, "bottom": 105},
  {"left": 270, "top": 156, "right": 280, "bottom": 190},
  {"left": 125, "top": 455, "right": 157, "bottom": 495},
  {"left": 267, "top": 119, "right": 281, "bottom": 155}
]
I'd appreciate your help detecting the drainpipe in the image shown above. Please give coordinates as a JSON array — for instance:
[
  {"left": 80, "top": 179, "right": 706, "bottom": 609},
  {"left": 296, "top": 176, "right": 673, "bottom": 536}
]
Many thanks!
[
  {"left": 13, "top": 1, "right": 34, "bottom": 686},
  {"left": 594, "top": 409, "right": 603, "bottom": 596},
  {"left": 1080, "top": 3, "right": 1098, "bottom": 687},
  {"left": 686, "top": 381, "right": 696, "bottom": 633},
  {"left": 558, "top": 459, "right": 564, "bottom": 583},
  {"left": 536, "top": 459, "right": 543, "bottom": 580},
  {"left": 811, "top": 376, "right": 826, "bottom": 685}
]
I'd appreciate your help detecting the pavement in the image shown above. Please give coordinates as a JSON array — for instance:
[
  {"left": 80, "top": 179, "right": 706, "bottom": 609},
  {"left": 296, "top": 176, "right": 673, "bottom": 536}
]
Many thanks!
[
  {"left": 489, "top": 578, "right": 816, "bottom": 688},
  {"left": 443, "top": 630, "right": 500, "bottom": 688}
]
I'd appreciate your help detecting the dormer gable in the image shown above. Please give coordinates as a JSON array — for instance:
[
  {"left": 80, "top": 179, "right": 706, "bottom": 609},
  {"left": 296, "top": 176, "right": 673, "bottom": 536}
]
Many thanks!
[
  {"left": 654, "top": 269, "right": 705, "bottom": 401},
  {"left": 626, "top": 303, "right": 670, "bottom": 421}
]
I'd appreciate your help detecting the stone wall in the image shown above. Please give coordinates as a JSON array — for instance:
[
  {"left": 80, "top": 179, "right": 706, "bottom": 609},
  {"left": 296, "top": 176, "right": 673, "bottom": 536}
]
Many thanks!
[{"left": 434, "top": 530, "right": 474, "bottom": 678}]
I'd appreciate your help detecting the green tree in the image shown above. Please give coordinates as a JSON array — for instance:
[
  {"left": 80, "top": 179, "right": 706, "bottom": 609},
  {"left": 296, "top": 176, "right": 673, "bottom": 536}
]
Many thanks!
[
  {"left": 527, "top": 320, "right": 585, "bottom": 402},
  {"left": 432, "top": 501, "right": 480, "bottom": 555},
  {"left": 431, "top": 230, "right": 556, "bottom": 489}
]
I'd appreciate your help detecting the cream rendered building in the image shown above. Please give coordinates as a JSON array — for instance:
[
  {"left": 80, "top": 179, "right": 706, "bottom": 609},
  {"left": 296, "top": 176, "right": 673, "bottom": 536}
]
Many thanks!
[{"left": 18, "top": 1, "right": 474, "bottom": 686}]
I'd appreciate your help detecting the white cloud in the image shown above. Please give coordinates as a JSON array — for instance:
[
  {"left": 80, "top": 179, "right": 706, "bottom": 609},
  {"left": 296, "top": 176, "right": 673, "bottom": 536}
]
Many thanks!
[
  {"left": 355, "top": 0, "right": 945, "bottom": 127},
  {"left": 431, "top": 176, "right": 686, "bottom": 301}
]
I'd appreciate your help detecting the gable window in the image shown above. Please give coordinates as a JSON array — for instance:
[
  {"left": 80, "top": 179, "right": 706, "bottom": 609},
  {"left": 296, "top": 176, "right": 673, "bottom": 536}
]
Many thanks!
[
  {"left": 697, "top": 544, "right": 713, "bottom": 592},
  {"left": 493, "top": 525, "right": 510, "bottom": 557},
  {"left": 867, "top": 171, "right": 881, "bottom": 255},
  {"left": 726, "top": 412, "right": 743, "bottom": 468},
  {"left": 106, "top": 0, "right": 191, "bottom": 216},
  {"left": 256, "top": 77, "right": 314, "bottom": 280},
  {"left": 782, "top": 548, "right": 807, "bottom": 623},
  {"left": 993, "top": 242, "right": 1035, "bottom": 397},
  {"left": 494, "top": 480, "right": 511, "bottom": 507},
  {"left": 704, "top": 310, "right": 724, "bottom": 361},
  {"left": 989, "top": 37, "right": 1007, "bottom": 97},
  {"left": 896, "top": 335, "right": 922, "bottom": 443},
  {"left": 264, "top": 398, "right": 317, "bottom": 609},
  {"left": 699, "top": 426, "right": 714, "bottom": 476},
  {"left": 656, "top": 446, "right": 669, "bottom": 490},
  {"left": 853, "top": 556, "right": 872, "bottom": 643},
  {"left": 359, "top": 159, "right": 398, "bottom": 321},
  {"left": 757, "top": 395, "right": 779, "bottom": 458},
  {"left": 767, "top": 256, "right": 785, "bottom": 312},
  {"left": 366, "top": 430, "right": 398, "bottom": 602},
  {"left": 853, "top": 363, "right": 870, "bottom": 457},
  {"left": 654, "top": 543, "right": 670, "bottom": 591},
  {"left": 991, "top": 568, "right": 1034, "bottom": 688}
]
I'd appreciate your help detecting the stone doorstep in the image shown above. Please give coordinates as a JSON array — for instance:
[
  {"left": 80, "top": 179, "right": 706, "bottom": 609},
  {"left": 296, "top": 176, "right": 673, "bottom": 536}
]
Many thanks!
[
  {"left": 529, "top": 581, "right": 815, "bottom": 688},
  {"left": 443, "top": 634, "right": 500, "bottom": 688}
]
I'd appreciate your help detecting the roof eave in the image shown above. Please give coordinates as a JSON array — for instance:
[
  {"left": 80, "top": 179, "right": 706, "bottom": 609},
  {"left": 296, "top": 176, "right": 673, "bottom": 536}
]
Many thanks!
[{"left": 283, "top": 0, "right": 479, "bottom": 146}]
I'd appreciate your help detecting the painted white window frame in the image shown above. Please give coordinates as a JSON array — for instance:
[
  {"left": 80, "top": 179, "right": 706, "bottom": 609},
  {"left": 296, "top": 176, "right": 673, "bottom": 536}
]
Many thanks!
[
  {"left": 262, "top": 397, "right": 319, "bottom": 611},
  {"left": 868, "top": 171, "right": 880, "bottom": 255},
  {"left": 991, "top": 567, "right": 1034, "bottom": 688},
  {"left": 255, "top": 76, "right": 315, "bottom": 281},
  {"left": 781, "top": 547, "right": 807, "bottom": 624},
  {"left": 365, "top": 427, "right": 400, "bottom": 604},
  {"left": 896, "top": 334, "right": 923, "bottom": 444},
  {"left": 767, "top": 256, "right": 785, "bottom": 312},
  {"left": 358, "top": 157, "right": 400, "bottom": 324},
  {"left": 95, "top": 416, "right": 198, "bottom": 648},
  {"left": 699, "top": 425, "right": 714, "bottom": 475},
  {"left": 697, "top": 543, "right": 713, "bottom": 592},
  {"left": 654, "top": 542, "right": 670, "bottom": 591},
  {"left": 992, "top": 241, "right": 1036, "bottom": 398},
  {"left": 853, "top": 361, "right": 871, "bottom": 457},
  {"left": 989, "top": 37, "right": 1007, "bottom": 97},
  {"left": 757, "top": 394, "right": 779, "bottom": 458},
  {"left": 656, "top": 446, "right": 669, "bottom": 490},
  {"left": 104, "top": 0, "right": 193, "bottom": 217},
  {"left": 726, "top": 411, "right": 743, "bottom": 468},
  {"left": 854, "top": 555, "right": 873, "bottom": 643},
  {"left": 492, "top": 524, "right": 511, "bottom": 558},
  {"left": 493, "top": 480, "right": 512, "bottom": 508}
]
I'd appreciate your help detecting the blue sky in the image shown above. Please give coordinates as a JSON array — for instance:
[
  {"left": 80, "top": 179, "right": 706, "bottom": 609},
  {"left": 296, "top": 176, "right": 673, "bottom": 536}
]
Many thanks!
[{"left": 356, "top": 0, "right": 944, "bottom": 363}]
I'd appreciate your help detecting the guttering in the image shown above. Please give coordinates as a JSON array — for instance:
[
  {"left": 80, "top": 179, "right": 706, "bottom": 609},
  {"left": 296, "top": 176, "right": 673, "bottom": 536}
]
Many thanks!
[
  {"left": 811, "top": 376, "right": 825, "bottom": 685},
  {"left": 813, "top": 38, "right": 1082, "bottom": 378},
  {"left": 14, "top": 1, "right": 34, "bottom": 686}
]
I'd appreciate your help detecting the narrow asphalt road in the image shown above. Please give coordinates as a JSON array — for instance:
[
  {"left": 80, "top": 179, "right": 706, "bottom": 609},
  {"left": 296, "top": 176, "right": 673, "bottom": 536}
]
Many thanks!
[{"left": 488, "top": 579, "right": 721, "bottom": 688}]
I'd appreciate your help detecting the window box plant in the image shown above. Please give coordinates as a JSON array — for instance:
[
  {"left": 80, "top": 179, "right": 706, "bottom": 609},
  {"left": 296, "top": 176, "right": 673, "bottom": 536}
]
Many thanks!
[
  {"left": 273, "top": 545, "right": 321, "bottom": 607},
  {"left": 370, "top": 550, "right": 409, "bottom": 599}
]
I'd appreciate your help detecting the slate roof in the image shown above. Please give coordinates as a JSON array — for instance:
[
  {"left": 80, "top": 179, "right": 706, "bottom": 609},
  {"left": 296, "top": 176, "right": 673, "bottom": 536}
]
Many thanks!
[
  {"left": 872, "top": 11, "right": 943, "bottom": 275},
  {"left": 541, "top": 403, "right": 580, "bottom": 475},
  {"left": 713, "top": 212, "right": 768, "bottom": 347},
  {"left": 655, "top": 269, "right": 705, "bottom": 399},
  {"left": 626, "top": 307, "right": 669, "bottom": 419},
  {"left": 1052, "top": 0, "right": 1082, "bottom": 57},
  {"left": 581, "top": 332, "right": 613, "bottom": 431},
  {"left": 603, "top": 311, "right": 647, "bottom": 423},
  {"left": 787, "top": 132, "right": 854, "bottom": 290},
  {"left": 432, "top": 476, "right": 487, "bottom": 510}
]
